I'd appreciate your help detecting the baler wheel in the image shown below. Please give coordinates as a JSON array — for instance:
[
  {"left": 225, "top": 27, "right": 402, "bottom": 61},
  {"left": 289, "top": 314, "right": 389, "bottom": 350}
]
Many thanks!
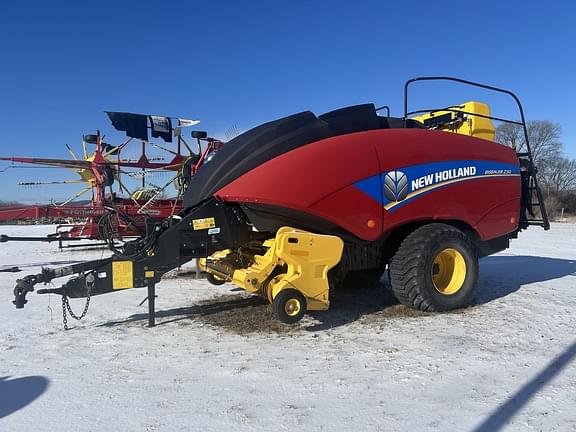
[
  {"left": 273, "top": 289, "right": 307, "bottom": 324},
  {"left": 206, "top": 273, "right": 226, "bottom": 286},
  {"left": 388, "top": 223, "right": 478, "bottom": 311}
]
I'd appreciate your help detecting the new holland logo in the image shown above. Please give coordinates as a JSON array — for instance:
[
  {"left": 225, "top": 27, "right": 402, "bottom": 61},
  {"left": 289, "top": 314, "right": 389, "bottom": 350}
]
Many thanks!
[{"left": 383, "top": 170, "right": 408, "bottom": 202}]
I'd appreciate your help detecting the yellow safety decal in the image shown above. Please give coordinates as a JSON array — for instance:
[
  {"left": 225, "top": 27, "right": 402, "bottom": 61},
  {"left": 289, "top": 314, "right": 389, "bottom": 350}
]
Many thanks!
[
  {"left": 192, "top": 217, "right": 216, "bottom": 230},
  {"left": 112, "top": 261, "right": 133, "bottom": 290},
  {"left": 145, "top": 270, "right": 155, "bottom": 279}
]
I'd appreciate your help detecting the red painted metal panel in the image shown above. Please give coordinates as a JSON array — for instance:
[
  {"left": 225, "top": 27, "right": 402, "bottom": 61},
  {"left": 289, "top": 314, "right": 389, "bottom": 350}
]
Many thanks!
[
  {"left": 217, "top": 132, "right": 380, "bottom": 209},
  {"left": 217, "top": 128, "right": 520, "bottom": 241}
]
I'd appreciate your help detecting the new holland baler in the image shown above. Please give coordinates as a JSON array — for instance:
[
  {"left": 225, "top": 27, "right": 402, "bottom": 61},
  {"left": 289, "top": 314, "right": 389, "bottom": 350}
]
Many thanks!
[{"left": 11, "top": 77, "right": 549, "bottom": 326}]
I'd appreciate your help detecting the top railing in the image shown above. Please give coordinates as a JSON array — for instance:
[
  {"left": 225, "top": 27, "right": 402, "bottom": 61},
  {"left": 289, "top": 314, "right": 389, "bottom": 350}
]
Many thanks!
[
  {"left": 403, "top": 76, "right": 549, "bottom": 230},
  {"left": 403, "top": 76, "right": 532, "bottom": 155}
]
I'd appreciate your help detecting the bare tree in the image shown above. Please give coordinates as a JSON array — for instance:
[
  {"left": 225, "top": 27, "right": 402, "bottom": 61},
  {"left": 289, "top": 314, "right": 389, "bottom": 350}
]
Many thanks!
[
  {"left": 495, "top": 120, "right": 563, "bottom": 166},
  {"left": 496, "top": 120, "right": 576, "bottom": 218},
  {"left": 541, "top": 157, "right": 576, "bottom": 194}
]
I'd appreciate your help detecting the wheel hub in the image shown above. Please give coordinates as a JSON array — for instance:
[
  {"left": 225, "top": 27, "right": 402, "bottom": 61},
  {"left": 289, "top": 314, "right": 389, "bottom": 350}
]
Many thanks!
[
  {"left": 284, "top": 299, "right": 301, "bottom": 317},
  {"left": 432, "top": 248, "right": 466, "bottom": 295}
]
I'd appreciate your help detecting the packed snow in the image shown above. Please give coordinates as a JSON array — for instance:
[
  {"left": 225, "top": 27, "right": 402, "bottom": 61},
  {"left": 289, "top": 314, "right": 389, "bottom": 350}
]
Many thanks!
[{"left": 1, "top": 223, "right": 575, "bottom": 431}]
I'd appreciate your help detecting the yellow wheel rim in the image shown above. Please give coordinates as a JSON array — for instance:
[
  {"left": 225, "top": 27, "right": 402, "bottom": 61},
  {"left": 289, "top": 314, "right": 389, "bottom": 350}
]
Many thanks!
[
  {"left": 284, "top": 299, "right": 301, "bottom": 317},
  {"left": 432, "top": 248, "right": 466, "bottom": 295}
]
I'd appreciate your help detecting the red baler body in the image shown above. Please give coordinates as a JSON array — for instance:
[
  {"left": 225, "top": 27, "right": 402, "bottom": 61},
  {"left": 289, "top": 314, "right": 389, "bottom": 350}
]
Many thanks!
[{"left": 217, "top": 128, "right": 520, "bottom": 242}]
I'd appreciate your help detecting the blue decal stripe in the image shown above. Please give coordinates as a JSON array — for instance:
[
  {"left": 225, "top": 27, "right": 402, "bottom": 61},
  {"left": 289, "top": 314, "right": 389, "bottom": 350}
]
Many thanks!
[
  {"left": 354, "top": 175, "right": 382, "bottom": 203},
  {"left": 352, "top": 159, "right": 520, "bottom": 211},
  {"left": 384, "top": 173, "right": 519, "bottom": 211}
]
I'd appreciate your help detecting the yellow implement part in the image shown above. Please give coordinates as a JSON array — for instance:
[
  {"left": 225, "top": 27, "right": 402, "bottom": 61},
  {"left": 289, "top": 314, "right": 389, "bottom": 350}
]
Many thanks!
[
  {"left": 412, "top": 101, "right": 495, "bottom": 141},
  {"left": 206, "top": 227, "right": 344, "bottom": 312},
  {"left": 199, "top": 249, "right": 231, "bottom": 271},
  {"left": 198, "top": 258, "right": 207, "bottom": 272},
  {"left": 269, "top": 227, "right": 343, "bottom": 310},
  {"left": 230, "top": 238, "right": 278, "bottom": 293}
]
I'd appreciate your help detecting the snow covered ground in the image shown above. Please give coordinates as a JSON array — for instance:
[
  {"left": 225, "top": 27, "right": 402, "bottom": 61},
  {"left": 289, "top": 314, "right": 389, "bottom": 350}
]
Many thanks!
[{"left": 0, "top": 224, "right": 575, "bottom": 431}]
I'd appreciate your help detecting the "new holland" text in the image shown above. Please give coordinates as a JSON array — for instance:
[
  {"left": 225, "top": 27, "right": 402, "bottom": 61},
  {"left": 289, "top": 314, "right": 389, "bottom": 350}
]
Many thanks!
[{"left": 411, "top": 166, "right": 477, "bottom": 191}]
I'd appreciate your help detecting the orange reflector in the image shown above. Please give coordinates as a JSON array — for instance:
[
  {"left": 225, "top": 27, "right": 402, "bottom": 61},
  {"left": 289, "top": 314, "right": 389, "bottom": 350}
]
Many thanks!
[
  {"left": 367, "top": 219, "right": 376, "bottom": 228},
  {"left": 510, "top": 216, "right": 516, "bottom": 224}
]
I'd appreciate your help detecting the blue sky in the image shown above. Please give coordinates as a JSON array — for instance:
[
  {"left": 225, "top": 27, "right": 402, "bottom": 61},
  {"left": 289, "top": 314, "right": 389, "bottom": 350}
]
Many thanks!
[{"left": 0, "top": 1, "right": 574, "bottom": 202}]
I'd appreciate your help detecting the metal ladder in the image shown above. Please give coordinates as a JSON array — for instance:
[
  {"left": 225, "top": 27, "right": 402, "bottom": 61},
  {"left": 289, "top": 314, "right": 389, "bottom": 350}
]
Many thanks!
[{"left": 517, "top": 152, "right": 550, "bottom": 230}]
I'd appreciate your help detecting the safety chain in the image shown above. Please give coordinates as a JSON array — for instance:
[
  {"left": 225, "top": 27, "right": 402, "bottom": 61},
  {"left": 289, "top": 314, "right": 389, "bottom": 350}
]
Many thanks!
[{"left": 61, "top": 276, "right": 93, "bottom": 330}]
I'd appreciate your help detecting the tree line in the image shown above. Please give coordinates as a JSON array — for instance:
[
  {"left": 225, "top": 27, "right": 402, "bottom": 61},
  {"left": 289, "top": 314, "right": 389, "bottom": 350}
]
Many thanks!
[
  {"left": 496, "top": 121, "right": 576, "bottom": 220},
  {"left": 0, "top": 200, "right": 19, "bottom": 207}
]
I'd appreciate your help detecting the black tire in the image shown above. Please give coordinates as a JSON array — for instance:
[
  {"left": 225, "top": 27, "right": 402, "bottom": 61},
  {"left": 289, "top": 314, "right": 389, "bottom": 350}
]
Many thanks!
[
  {"left": 389, "top": 223, "right": 478, "bottom": 311},
  {"left": 206, "top": 273, "right": 226, "bottom": 286},
  {"left": 273, "top": 289, "right": 307, "bottom": 324}
]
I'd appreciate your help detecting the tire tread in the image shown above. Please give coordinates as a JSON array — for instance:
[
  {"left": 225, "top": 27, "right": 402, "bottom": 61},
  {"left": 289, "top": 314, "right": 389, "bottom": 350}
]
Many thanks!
[{"left": 389, "top": 223, "right": 478, "bottom": 312}]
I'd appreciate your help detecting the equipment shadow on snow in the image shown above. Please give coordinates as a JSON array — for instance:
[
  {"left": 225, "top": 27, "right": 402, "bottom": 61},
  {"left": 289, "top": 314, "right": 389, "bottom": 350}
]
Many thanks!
[
  {"left": 101, "top": 284, "right": 428, "bottom": 334},
  {"left": 304, "top": 255, "right": 576, "bottom": 331},
  {"left": 100, "top": 295, "right": 295, "bottom": 334},
  {"left": 0, "top": 376, "right": 49, "bottom": 419},
  {"left": 101, "top": 255, "right": 575, "bottom": 334},
  {"left": 475, "top": 255, "right": 576, "bottom": 304},
  {"left": 306, "top": 283, "right": 430, "bottom": 331},
  {"left": 472, "top": 338, "right": 576, "bottom": 432}
]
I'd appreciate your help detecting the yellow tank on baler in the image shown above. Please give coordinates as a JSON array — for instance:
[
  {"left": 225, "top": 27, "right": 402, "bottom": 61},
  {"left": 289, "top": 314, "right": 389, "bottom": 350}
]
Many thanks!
[{"left": 411, "top": 101, "right": 495, "bottom": 141}]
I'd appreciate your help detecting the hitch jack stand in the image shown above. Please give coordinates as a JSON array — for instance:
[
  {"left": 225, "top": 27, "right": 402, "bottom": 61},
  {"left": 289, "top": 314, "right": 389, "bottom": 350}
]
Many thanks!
[{"left": 147, "top": 280, "right": 156, "bottom": 327}]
